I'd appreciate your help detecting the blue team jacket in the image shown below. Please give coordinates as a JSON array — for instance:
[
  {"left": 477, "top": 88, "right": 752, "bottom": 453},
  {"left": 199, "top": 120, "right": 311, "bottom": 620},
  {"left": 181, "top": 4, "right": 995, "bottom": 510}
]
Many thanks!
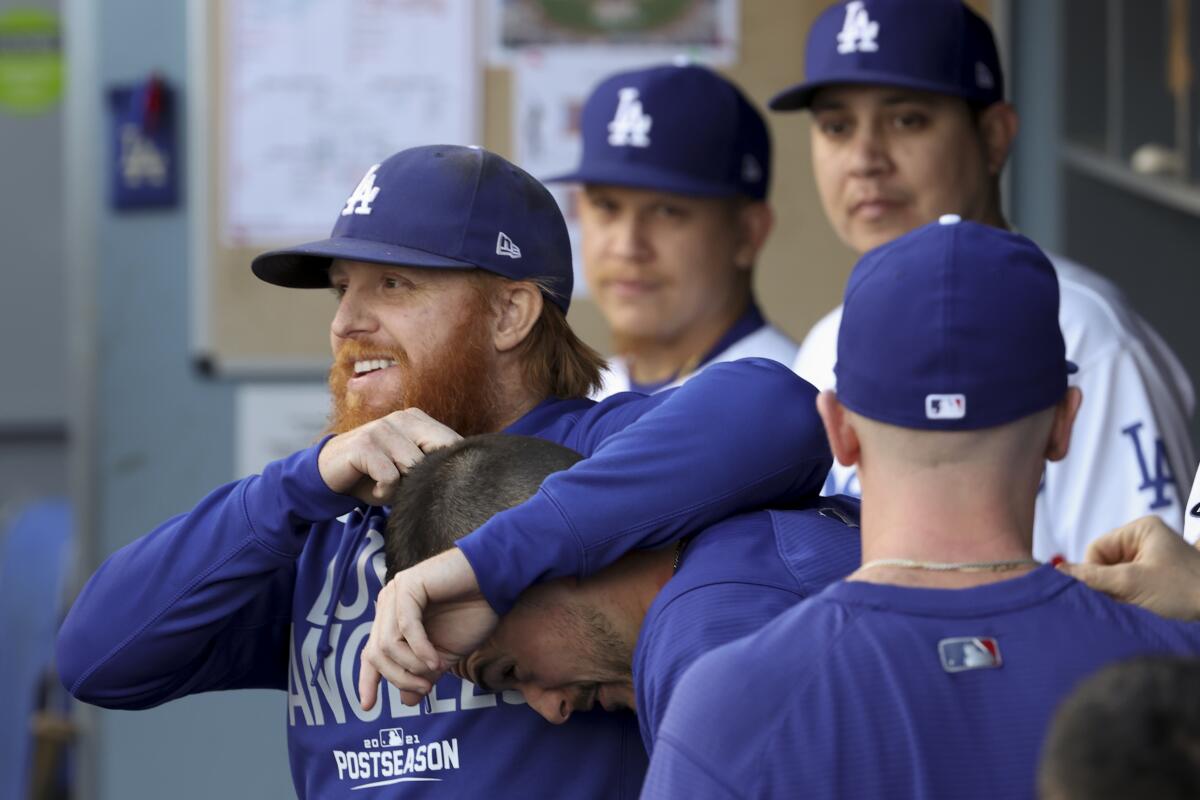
[{"left": 57, "top": 359, "right": 831, "bottom": 799}]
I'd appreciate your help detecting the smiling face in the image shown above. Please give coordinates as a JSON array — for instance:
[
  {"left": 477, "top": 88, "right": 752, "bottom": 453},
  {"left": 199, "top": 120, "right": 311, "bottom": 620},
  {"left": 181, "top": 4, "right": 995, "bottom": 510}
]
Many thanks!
[
  {"left": 578, "top": 185, "right": 761, "bottom": 352},
  {"left": 325, "top": 259, "right": 502, "bottom": 435},
  {"left": 809, "top": 85, "right": 1004, "bottom": 255},
  {"left": 459, "top": 581, "right": 637, "bottom": 724}
]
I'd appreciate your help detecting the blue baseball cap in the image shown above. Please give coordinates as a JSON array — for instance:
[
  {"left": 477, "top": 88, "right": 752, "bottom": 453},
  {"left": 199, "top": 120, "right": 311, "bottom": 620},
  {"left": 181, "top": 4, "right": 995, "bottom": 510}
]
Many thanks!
[
  {"left": 545, "top": 63, "right": 771, "bottom": 200},
  {"left": 835, "top": 216, "right": 1077, "bottom": 431},
  {"left": 770, "top": 0, "right": 1004, "bottom": 111},
  {"left": 252, "top": 144, "right": 574, "bottom": 311}
]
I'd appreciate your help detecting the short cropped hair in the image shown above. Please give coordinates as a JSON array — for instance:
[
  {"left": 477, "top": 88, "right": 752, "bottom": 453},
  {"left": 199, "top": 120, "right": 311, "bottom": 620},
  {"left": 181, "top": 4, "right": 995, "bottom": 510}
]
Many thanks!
[
  {"left": 1039, "top": 656, "right": 1200, "bottom": 800},
  {"left": 384, "top": 433, "right": 582, "bottom": 581}
]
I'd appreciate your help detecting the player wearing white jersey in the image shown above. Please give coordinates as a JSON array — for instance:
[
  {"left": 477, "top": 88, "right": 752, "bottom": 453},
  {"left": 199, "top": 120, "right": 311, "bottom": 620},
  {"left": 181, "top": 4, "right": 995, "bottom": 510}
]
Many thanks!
[
  {"left": 798, "top": 254, "right": 1195, "bottom": 560},
  {"left": 545, "top": 64, "right": 796, "bottom": 400},
  {"left": 1186, "top": 466, "right": 1200, "bottom": 542},
  {"left": 773, "top": 0, "right": 1195, "bottom": 560}
]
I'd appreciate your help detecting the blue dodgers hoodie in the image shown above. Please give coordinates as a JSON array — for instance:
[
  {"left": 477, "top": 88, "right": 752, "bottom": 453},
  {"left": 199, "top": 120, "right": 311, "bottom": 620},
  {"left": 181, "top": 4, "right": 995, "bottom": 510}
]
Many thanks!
[{"left": 57, "top": 359, "right": 831, "bottom": 798}]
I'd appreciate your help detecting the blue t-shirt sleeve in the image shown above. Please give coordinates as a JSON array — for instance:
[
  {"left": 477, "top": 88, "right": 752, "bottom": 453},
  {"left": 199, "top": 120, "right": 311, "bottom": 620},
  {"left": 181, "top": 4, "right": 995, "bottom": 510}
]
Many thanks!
[
  {"left": 642, "top": 641, "right": 762, "bottom": 800},
  {"left": 56, "top": 439, "right": 358, "bottom": 708},
  {"left": 457, "top": 359, "right": 833, "bottom": 614},
  {"left": 636, "top": 582, "right": 801, "bottom": 751}
]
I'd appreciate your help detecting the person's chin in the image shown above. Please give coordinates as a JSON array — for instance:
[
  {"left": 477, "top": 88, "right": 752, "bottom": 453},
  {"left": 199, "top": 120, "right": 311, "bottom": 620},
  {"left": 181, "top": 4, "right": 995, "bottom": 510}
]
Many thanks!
[
  {"left": 596, "top": 683, "right": 635, "bottom": 713},
  {"left": 846, "top": 217, "right": 916, "bottom": 254}
]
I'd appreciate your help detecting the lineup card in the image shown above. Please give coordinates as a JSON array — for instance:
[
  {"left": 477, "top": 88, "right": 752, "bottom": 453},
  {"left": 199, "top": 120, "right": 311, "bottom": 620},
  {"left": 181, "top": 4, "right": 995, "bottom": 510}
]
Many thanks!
[{"left": 221, "top": 0, "right": 479, "bottom": 246}]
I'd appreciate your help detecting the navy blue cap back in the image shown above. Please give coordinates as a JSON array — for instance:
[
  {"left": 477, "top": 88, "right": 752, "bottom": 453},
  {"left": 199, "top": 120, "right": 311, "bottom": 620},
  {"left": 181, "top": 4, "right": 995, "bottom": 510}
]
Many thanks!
[
  {"left": 835, "top": 217, "right": 1073, "bottom": 431},
  {"left": 547, "top": 63, "right": 771, "bottom": 200},
  {"left": 252, "top": 145, "right": 574, "bottom": 311}
]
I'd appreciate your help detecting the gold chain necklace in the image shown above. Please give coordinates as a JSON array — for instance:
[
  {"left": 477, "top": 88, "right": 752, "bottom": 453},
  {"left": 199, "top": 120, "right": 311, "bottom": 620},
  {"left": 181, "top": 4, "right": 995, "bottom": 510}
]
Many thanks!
[{"left": 858, "top": 557, "right": 1041, "bottom": 573}]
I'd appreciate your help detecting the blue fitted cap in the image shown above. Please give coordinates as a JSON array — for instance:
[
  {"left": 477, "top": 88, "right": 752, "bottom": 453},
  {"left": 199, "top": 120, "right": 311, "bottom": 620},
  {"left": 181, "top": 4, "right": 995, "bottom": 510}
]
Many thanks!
[
  {"left": 252, "top": 145, "right": 574, "bottom": 311},
  {"left": 835, "top": 216, "right": 1077, "bottom": 431},
  {"left": 546, "top": 63, "right": 771, "bottom": 200},
  {"left": 770, "top": 0, "right": 1004, "bottom": 111}
]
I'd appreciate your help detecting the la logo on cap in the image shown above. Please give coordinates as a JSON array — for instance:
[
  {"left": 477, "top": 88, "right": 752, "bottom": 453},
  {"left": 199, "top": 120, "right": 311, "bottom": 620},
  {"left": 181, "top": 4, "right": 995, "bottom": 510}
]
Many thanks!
[
  {"left": 342, "top": 164, "right": 381, "bottom": 217},
  {"left": 608, "top": 87, "right": 652, "bottom": 148},
  {"left": 837, "top": 1, "right": 879, "bottom": 54}
]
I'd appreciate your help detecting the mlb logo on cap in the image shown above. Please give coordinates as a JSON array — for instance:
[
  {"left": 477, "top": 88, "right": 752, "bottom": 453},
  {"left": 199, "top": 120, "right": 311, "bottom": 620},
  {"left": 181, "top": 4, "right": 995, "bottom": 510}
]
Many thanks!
[
  {"left": 926, "top": 394, "right": 965, "bottom": 421},
  {"left": 834, "top": 217, "right": 1076, "bottom": 431},
  {"left": 547, "top": 63, "right": 771, "bottom": 200},
  {"left": 770, "top": 0, "right": 1004, "bottom": 111}
]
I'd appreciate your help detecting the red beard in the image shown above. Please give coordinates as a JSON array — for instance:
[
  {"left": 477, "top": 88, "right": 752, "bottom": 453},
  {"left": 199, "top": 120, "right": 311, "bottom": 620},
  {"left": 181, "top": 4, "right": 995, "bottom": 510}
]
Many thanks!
[{"left": 326, "top": 305, "right": 504, "bottom": 438}]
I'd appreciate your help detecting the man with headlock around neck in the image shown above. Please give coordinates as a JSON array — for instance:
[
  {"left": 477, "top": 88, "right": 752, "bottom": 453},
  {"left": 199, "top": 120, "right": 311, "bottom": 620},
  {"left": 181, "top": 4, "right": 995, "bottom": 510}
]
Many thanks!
[
  {"left": 641, "top": 219, "right": 1200, "bottom": 800},
  {"left": 55, "top": 144, "right": 833, "bottom": 798},
  {"left": 379, "top": 433, "right": 859, "bottom": 752}
]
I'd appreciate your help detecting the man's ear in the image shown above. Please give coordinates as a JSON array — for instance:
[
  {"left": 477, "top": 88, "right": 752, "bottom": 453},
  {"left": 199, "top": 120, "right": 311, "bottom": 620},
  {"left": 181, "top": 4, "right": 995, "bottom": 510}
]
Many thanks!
[
  {"left": 816, "top": 390, "right": 861, "bottom": 468},
  {"left": 492, "top": 281, "right": 543, "bottom": 353},
  {"left": 1045, "top": 387, "right": 1083, "bottom": 463},
  {"left": 733, "top": 201, "right": 774, "bottom": 273},
  {"left": 977, "top": 102, "right": 1019, "bottom": 177}
]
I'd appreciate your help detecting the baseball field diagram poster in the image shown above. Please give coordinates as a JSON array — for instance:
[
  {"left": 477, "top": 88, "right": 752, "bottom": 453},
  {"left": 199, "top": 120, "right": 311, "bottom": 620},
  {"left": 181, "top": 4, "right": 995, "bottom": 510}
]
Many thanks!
[
  {"left": 488, "top": 0, "right": 738, "bottom": 64},
  {"left": 220, "top": 0, "right": 479, "bottom": 246}
]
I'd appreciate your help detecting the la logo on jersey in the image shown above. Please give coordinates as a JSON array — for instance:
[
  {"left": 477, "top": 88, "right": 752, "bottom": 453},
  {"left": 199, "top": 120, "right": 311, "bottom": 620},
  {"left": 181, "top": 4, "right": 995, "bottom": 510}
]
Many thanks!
[
  {"left": 607, "top": 87, "right": 652, "bottom": 148},
  {"left": 496, "top": 232, "right": 521, "bottom": 259},
  {"left": 1121, "top": 421, "right": 1177, "bottom": 511},
  {"left": 926, "top": 394, "right": 966, "bottom": 420},
  {"left": 837, "top": 1, "right": 880, "bottom": 54},
  {"left": 343, "top": 164, "right": 382, "bottom": 216}
]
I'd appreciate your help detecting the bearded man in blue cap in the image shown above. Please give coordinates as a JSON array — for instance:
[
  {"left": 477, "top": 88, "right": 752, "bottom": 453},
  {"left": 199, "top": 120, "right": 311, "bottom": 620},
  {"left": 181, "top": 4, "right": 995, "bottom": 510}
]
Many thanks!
[
  {"left": 547, "top": 63, "right": 796, "bottom": 399},
  {"left": 779, "top": 0, "right": 1195, "bottom": 564},
  {"left": 55, "top": 145, "right": 832, "bottom": 798},
  {"left": 643, "top": 218, "right": 1200, "bottom": 800}
]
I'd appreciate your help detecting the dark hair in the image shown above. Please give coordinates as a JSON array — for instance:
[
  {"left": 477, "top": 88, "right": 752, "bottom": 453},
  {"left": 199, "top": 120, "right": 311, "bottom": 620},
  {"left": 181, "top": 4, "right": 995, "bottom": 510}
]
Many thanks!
[
  {"left": 383, "top": 434, "right": 583, "bottom": 581},
  {"left": 1038, "top": 656, "right": 1200, "bottom": 800}
]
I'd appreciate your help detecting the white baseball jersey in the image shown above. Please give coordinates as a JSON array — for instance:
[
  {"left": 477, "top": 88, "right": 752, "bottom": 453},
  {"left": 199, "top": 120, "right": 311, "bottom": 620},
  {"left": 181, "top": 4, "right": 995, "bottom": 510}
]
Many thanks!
[
  {"left": 1184, "top": 467, "right": 1200, "bottom": 541},
  {"left": 794, "top": 253, "right": 1197, "bottom": 560},
  {"left": 593, "top": 324, "right": 798, "bottom": 401}
]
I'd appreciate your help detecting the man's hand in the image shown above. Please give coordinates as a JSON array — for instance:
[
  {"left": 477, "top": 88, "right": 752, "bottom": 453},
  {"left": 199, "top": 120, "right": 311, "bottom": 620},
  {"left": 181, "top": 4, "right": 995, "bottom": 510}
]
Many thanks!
[
  {"left": 359, "top": 548, "right": 500, "bottom": 709},
  {"left": 318, "top": 408, "right": 462, "bottom": 505},
  {"left": 1057, "top": 515, "right": 1200, "bottom": 621}
]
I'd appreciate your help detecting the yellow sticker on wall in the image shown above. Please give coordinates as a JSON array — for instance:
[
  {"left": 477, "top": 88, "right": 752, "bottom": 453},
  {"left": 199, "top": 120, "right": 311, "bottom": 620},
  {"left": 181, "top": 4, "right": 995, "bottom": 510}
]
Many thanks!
[{"left": 0, "top": 8, "right": 62, "bottom": 115}]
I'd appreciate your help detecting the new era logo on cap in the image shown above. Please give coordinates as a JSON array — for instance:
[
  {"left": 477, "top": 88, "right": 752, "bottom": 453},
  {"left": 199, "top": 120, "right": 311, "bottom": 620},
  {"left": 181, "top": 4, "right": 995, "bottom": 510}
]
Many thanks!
[
  {"left": 607, "top": 87, "right": 653, "bottom": 148},
  {"left": 496, "top": 232, "right": 521, "bottom": 259},
  {"left": 926, "top": 394, "right": 966, "bottom": 420},
  {"left": 976, "top": 61, "right": 995, "bottom": 89},
  {"left": 837, "top": 1, "right": 879, "bottom": 54}
]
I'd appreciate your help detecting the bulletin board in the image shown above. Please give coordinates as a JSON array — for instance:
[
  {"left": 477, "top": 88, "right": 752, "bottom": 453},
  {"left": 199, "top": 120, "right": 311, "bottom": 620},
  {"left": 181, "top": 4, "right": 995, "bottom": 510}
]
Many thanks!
[{"left": 189, "top": 0, "right": 993, "bottom": 376}]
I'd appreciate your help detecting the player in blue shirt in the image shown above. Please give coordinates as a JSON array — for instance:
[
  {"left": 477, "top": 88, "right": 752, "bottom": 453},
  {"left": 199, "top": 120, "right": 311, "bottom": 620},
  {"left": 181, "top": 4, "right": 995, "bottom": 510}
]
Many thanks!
[
  {"left": 55, "top": 145, "right": 833, "bottom": 799},
  {"left": 641, "top": 219, "right": 1200, "bottom": 799},
  {"left": 377, "top": 433, "right": 861, "bottom": 752}
]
